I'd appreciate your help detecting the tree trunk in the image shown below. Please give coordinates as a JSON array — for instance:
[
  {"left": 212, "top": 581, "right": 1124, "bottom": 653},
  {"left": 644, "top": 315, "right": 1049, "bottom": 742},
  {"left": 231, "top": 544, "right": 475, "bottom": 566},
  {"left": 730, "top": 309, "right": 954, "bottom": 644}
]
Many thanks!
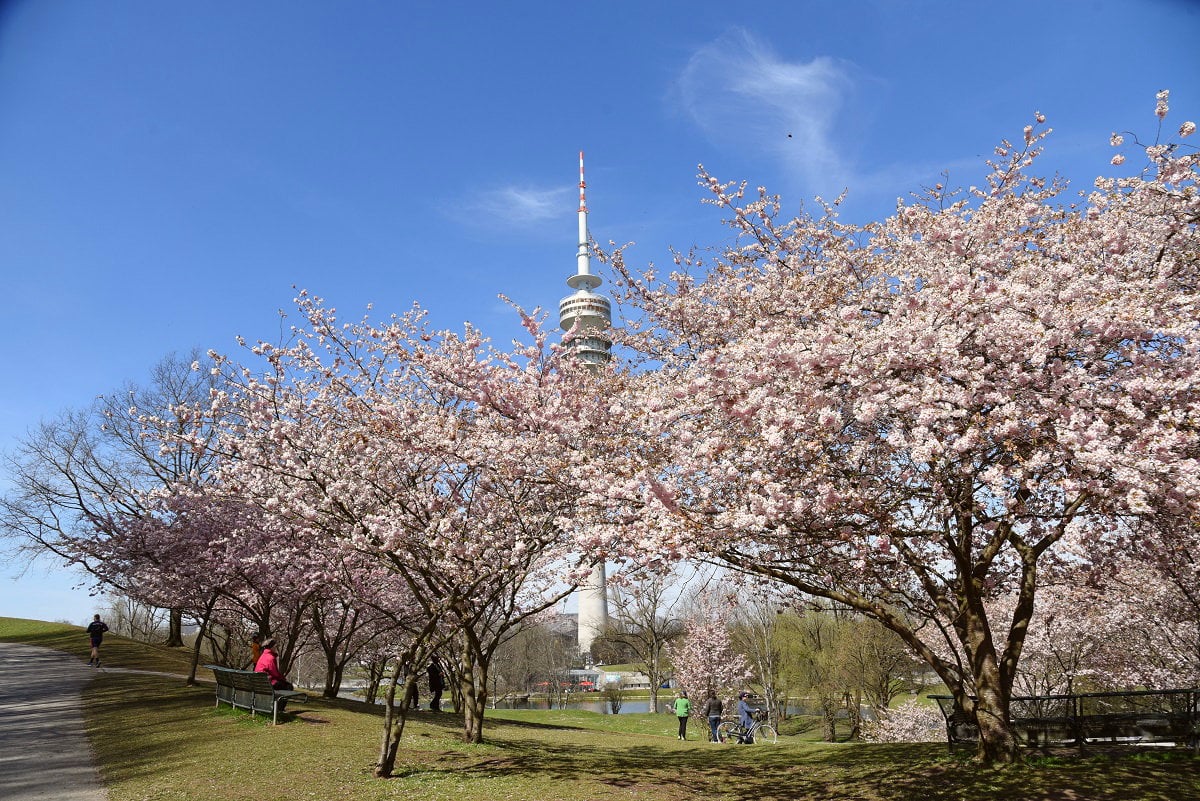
[
  {"left": 764, "top": 684, "right": 782, "bottom": 724},
  {"left": 820, "top": 694, "right": 838, "bottom": 742},
  {"left": 185, "top": 618, "right": 205, "bottom": 686},
  {"left": 364, "top": 659, "right": 385, "bottom": 706},
  {"left": 322, "top": 658, "right": 344, "bottom": 699},
  {"left": 971, "top": 675, "right": 1020, "bottom": 763},
  {"left": 957, "top": 579, "right": 1022, "bottom": 764},
  {"left": 459, "top": 647, "right": 488, "bottom": 744},
  {"left": 184, "top": 596, "right": 216, "bottom": 686},
  {"left": 442, "top": 656, "right": 463, "bottom": 713},
  {"left": 374, "top": 662, "right": 410, "bottom": 778},
  {"left": 845, "top": 690, "right": 862, "bottom": 741},
  {"left": 165, "top": 608, "right": 184, "bottom": 647}
]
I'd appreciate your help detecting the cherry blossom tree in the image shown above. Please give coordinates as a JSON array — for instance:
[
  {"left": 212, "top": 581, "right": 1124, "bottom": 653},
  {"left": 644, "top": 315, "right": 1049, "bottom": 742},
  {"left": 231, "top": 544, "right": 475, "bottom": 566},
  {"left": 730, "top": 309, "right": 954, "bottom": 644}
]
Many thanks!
[
  {"left": 1096, "top": 572, "right": 1200, "bottom": 689},
  {"left": 0, "top": 351, "right": 220, "bottom": 646},
  {"left": 666, "top": 593, "right": 752, "bottom": 702},
  {"left": 601, "top": 97, "right": 1199, "bottom": 762},
  {"left": 1096, "top": 514, "right": 1200, "bottom": 688},
  {"left": 85, "top": 486, "right": 337, "bottom": 682},
  {"left": 308, "top": 553, "right": 417, "bottom": 698},
  {"left": 1017, "top": 558, "right": 1200, "bottom": 694},
  {"left": 200, "top": 293, "right": 610, "bottom": 774}
]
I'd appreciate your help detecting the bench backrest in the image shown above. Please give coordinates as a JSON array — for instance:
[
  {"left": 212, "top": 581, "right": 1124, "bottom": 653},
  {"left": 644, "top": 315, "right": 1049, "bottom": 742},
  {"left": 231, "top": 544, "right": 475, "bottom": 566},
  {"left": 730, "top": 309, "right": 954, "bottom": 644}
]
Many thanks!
[{"left": 206, "top": 665, "right": 275, "bottom": 692}]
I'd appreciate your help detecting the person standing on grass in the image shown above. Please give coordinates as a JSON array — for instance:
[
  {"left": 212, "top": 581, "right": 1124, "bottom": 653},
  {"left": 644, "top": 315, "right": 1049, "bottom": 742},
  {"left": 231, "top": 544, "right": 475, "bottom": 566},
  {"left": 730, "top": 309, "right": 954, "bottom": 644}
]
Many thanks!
[
  {"left": 249, "top": 632, "right": 263, "bottom": 668},
  {"left": 674, "top": 690, "right": 692, "bottom": 741},
  {"left": 736, "top": 691, "right": 760, "bottom": 744},
  {"left": 428, "top": 658, "right": 445, "bottom": 712},
  {"left": 701, "top": 689, "right": 723, "bottom": 742},
  {"left": 86, "top": 614, "right": 108, "bottom": 668}
]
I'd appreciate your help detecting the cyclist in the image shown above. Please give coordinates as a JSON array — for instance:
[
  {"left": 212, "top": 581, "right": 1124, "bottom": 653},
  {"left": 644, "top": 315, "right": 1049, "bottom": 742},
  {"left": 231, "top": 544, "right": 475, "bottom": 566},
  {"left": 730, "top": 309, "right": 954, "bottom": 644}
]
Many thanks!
[{"left": 736, "top": 691, "right": 761, "bottom": 744}]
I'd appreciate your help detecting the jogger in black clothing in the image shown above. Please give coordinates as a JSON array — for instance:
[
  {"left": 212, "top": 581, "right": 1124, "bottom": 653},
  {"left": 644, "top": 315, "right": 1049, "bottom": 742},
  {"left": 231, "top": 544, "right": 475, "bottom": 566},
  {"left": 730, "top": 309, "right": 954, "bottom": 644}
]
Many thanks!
[{"left": 86, "top": 615, "right": 109, "bottom": 668}]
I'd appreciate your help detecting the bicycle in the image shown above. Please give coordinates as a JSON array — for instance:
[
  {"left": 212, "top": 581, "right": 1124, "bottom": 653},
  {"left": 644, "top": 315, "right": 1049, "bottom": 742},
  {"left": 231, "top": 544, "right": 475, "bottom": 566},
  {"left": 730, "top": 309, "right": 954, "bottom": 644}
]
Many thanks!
[{"left": 716, "top": 708, "right": 777, "bottom": 744}]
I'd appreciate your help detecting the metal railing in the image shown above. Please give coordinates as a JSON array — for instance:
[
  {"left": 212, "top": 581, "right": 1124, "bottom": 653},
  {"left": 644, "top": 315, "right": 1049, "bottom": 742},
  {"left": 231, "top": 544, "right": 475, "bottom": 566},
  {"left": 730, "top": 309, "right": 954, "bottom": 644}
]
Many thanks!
[{"left": 930, "top": 688, "right": 1200, "bottom": 751}]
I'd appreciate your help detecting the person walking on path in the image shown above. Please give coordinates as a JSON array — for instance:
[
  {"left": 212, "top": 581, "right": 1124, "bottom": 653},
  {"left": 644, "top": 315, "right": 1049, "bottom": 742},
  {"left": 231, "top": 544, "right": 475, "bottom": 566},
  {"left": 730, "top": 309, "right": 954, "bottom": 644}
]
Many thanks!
[
  {"left": 85, "top": 615, "right": 108, "bottom": 668},
  {"left": 701, "top": 689, "right": 723, "bottom": 742},
  {"left": 673, "top": 690, "right": 692, "bottom": 741}
]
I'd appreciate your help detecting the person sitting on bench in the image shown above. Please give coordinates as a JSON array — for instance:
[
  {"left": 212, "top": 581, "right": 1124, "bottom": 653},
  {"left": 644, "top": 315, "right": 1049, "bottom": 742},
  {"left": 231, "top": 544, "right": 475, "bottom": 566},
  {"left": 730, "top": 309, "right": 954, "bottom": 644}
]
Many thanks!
[{"left": 255, "top": 637, "right": 294, "bottom": 708}]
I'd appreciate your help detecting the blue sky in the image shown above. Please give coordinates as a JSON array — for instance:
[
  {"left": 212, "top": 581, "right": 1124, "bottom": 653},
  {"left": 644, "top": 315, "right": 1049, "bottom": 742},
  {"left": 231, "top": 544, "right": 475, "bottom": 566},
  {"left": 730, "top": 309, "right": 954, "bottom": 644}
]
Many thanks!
[{"left": 2, "top": 0, "right": 1197, "bottom": 624}]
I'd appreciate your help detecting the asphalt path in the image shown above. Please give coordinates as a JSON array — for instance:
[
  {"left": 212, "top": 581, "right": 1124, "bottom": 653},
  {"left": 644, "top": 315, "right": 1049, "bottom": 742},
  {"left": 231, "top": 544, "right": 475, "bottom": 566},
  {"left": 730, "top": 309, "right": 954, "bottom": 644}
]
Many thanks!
[{"left": 0, "top": 642, "right": 108, "bottom": 801}]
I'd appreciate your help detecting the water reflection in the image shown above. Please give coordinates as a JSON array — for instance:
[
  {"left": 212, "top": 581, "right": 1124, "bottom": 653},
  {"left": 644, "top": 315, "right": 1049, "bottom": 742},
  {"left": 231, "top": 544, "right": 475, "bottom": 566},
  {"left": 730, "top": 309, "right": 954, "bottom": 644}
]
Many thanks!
[
  {"left": 491, "top": 697, "right": 653, "bottom": 714},
  {"left": 487, "top": 697, "right": 856, "bottom": 717},
  {"left": 338, "top": 689, "right": 866, "bottom": 719}
]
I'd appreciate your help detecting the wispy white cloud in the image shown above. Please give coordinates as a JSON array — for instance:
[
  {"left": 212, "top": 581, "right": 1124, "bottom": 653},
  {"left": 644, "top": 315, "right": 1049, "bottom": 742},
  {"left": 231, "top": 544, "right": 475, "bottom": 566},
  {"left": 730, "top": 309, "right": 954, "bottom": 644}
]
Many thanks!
[
  {"left": 677, "top": 29, "right": 856, "bottom": 198},
  {"left": 464, "top": 184, "right": 574, "bottom": 229}
]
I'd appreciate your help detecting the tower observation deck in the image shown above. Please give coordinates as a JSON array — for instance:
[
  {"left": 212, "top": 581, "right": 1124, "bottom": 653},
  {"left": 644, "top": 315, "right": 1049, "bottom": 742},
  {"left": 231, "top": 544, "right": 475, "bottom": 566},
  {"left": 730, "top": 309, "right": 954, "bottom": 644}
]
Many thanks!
[
  {"left": 561, "top": 152, "right": 610, "bottom": 659},
  {"left": 559, "top": 151, "right": 612, "bottom": 367}
]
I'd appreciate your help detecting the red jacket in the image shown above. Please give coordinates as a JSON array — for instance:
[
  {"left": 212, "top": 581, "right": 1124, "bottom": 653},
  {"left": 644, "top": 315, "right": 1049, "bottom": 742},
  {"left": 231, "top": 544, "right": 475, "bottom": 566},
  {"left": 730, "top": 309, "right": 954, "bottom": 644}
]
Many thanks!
[{"left": 255, "top": 647, "right": 286, "bottom": 687}]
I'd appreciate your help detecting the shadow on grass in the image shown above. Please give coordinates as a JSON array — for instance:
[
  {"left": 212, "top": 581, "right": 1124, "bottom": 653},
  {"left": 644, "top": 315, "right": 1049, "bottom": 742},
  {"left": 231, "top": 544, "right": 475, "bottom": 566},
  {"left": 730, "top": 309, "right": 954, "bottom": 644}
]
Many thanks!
[
  {"left": 313, "top": 696, "right": 594, "bottom": 739},
  {"left": 83, "top": 674, "right": 216, "bottom": 785},
  {"left": 77, "top": 667, "right": 1200, "bottom": 801},
  {"left": 394, "top": 719, "right": 1200, "bottom": 801}
]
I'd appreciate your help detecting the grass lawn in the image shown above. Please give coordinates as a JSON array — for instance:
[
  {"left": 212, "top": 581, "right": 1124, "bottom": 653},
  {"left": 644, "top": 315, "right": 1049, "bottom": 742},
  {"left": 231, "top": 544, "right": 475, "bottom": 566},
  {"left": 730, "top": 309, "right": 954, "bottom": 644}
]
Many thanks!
[{"left": 4, "top": 617, "right": 1199, "bottom": 800}]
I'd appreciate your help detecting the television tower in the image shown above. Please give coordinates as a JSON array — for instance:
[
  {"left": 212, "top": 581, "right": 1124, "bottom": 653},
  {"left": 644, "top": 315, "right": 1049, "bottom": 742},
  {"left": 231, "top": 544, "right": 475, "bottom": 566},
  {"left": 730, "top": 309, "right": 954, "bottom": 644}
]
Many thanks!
[{"left": 560, "top": 151, "right": 611, "bottom": 659}]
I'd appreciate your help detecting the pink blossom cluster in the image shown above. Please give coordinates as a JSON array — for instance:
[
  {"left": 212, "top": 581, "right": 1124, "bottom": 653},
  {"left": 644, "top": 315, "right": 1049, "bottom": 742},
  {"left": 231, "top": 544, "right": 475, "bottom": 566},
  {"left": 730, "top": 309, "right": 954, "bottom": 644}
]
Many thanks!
[
  {"left": 665, "top": 592, "right": 753, "bottom": 700},
  {"left": 861, "top": 698, "right": 947, "bottom": 743}
]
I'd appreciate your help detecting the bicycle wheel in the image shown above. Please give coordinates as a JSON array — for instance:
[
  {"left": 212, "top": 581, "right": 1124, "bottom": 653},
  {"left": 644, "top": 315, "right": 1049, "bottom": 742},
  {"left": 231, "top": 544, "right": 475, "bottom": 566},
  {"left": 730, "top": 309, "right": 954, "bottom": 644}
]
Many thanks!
[
  {"left": 752, "top": 724, "right": 777, "bottom": 744},
  {"left": 716, "top": 721, "right": 739, "bottom": 744}
]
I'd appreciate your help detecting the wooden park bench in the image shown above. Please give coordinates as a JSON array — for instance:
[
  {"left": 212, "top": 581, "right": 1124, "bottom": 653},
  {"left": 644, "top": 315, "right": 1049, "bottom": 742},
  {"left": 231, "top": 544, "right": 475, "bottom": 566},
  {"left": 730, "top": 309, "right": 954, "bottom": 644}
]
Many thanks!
[
  {"left": 205, "top": 664, "right": 308, "bottom": 725},
  {"left": 931, "top": 688, "right": 1200, "bottom": 753}
]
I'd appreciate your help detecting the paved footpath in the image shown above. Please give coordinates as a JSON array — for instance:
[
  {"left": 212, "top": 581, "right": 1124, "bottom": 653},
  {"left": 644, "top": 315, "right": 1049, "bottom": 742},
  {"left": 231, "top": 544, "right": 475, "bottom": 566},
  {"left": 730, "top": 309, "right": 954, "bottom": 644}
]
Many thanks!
[{"left": 0, "top": 642, "right": 109, "bottom": 801}]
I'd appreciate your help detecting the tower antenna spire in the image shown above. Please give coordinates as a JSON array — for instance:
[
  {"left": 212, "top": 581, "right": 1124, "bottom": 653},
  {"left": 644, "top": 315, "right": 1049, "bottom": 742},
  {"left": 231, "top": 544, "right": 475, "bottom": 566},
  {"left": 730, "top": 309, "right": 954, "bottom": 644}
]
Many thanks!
[
  {"left": 579, "top": 150, "right": 587, "bottom": 213},
  {"left": 575, "top": 151, "right": 592, "bottom": 282}
]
